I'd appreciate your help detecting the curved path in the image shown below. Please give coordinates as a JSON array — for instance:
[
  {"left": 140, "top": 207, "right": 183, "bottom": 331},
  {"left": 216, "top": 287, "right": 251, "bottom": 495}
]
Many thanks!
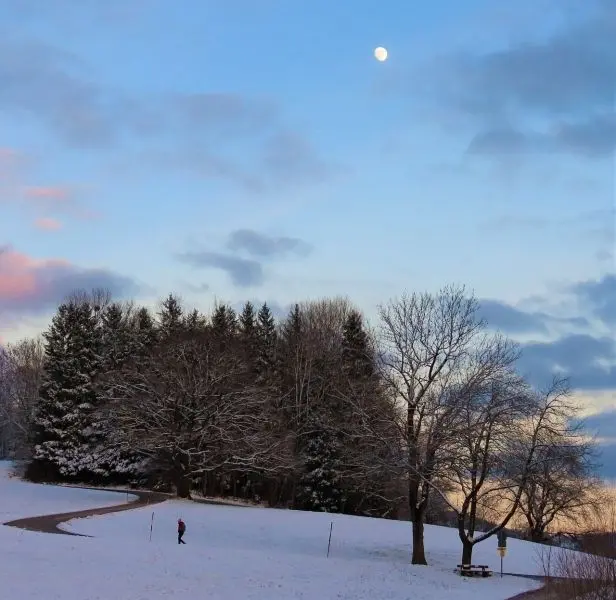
[{"left": 3, "top": 487, "right": 170, "bottom": 537}]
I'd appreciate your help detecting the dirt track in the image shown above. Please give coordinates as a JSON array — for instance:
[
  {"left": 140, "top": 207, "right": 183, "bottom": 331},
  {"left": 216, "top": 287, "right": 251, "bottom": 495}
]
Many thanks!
[{"left": 3, "top": 487, "right": 169, "bottom": 536}]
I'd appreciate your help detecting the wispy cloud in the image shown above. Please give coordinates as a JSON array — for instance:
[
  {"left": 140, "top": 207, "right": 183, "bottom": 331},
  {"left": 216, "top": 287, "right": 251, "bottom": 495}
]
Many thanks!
[
  {"left": 226, "top": 229, "right": 313, "bottom": 259},
  {"left": 177, "top": 251, "right": 264, "bottom": 287},
  {"left": 0, "top": 37, "right": 337, "bottom": 191},
  {"left": 177, "top": 229, "right": 313, "bottom": 288},
  {"left": 422, "top": 0, "right": 616, "bottom": 158},
  {"left": 33, "top": 217, "right": 63, "bottom": 231}
]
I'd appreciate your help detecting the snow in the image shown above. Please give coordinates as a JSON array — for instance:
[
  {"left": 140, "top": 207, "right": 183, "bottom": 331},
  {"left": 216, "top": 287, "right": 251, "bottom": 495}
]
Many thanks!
[
  {"left": 0, "top": 461, "right": 136, "bottom": 520},
  {"left": 0, "top": 461, "right": 543, "bottom": 600}
]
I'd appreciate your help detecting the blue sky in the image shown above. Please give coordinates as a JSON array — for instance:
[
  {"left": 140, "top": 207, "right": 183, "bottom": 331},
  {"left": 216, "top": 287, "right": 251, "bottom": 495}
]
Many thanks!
[{"left": 0, "top": 1, "right": 614, "bottom": 469}]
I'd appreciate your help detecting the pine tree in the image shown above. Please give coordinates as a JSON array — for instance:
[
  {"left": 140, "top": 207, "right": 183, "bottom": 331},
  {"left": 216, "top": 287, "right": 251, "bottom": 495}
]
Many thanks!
[
  {"left": 211, "top": 303, "right": 237, "bottom": 351},
  {"left": 28, "top": 300, "right": 103, "bottom": 481},
  {"left": 282, "top": 304, "right": 302, "bottom": 347},
  {"left": 133, "top": 306, "right": 157, "bottom": 352},
  {"left": 255, "top": 303, "right": 278, "bottom": 381},
  {"left": 239, "top": 301, "right": 256, "bottom": 338},
  {"left": 95, "top": 303, "right": 149, "bottom": 482},
  {"left": 184, "top": 308, "right": 207, "bottom": 332},
  {"left": 101, "top": 303, "right": 133, "bottom": 370},
  {"left": 296, "top": 422, "right": 346, "bottom": 513},
  {"left": 342, "top": 310, "right": 374, "bottom": 380},
  {"left": 158, "top": 294, "right": 184, "bottom": 337}
]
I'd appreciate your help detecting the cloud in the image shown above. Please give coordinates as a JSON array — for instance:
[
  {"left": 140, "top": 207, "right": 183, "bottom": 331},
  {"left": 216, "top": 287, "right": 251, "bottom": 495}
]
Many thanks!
[
  {"left": 425, "top": 0, "right": 616, "bottom": 157},
  {"left": 479, "top": 299, "right": 550, "bottom": 334},
  {"left": 0, "top": 245, "right": 141, "bottom": 321},
  {"left": 177, "top": 251, "right": 264, "bottom": 287},
  {"left": 33, "top": 217, "right": 63, "bottom": 231},
  {"left": 262, "top": 132, "right": 343, "bottom": 185},
  {"left": 477, "top": 273, "right": 616, "bottom": 392},
  {"left": 20, "top": 185, "right": 98, "bottom": 219},
  {"left": 0, "top": 37, "right": 335, "bottom": 190},
  {"left": 517, "top": 333, "right": 615, "bottom": 391},
  {"left": 0, "top": 149, "right": 99, "bottom": 222},
  {"left": 226, "top": 229, "right": 313, "bottom": 259},
  {"left": 571, "top": 275, "right": 616, "bottom": 325},
  {"left": 177, "top": 229, "right": 313, "bottom": 288},
  {"left": 478, "top": 299, "right": 589, "bottom": 334}
]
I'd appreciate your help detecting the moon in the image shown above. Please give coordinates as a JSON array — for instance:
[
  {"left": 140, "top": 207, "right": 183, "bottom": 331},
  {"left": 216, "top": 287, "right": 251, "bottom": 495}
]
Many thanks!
[{"left": 374, "top": 46, "right": 388, "bottom": 62}]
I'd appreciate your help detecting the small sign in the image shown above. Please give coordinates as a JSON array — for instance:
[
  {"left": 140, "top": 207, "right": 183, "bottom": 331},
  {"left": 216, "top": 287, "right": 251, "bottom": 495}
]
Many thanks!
[
  {"left": 497, "top": 547, "right": 507, "bottom": 557},
  {"left": 497, "top": 530, "right": 508, "bottom": 548}
]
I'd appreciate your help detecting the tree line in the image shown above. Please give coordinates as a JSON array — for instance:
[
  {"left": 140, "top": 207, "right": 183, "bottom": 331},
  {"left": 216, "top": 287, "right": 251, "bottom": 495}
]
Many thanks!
[{"left": 0, "top": 285, "right": 601, "bottom": 565}]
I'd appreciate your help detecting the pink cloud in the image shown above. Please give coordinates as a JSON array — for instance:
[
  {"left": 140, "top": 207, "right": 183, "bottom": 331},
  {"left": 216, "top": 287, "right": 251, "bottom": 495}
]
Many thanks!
[
  {"left": 0, "top": 245, "right": 139, "bottom": 319},
  {"left": 19, "top": 184, "right": 100, "bottom": 220},
  {"left": 34, "top": 217, "right": 63, "bottom": 231},
  {"left": 23, "top": 185, "right": 71, "bottom": 200}
]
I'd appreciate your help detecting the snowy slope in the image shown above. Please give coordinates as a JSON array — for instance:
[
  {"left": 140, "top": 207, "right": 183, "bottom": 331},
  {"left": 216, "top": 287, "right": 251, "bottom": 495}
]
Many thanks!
[
  {"left": 0, "top": 461, "right": 136, "bottom": 521},
  {"left": 0, "top": 461, "right": 542, "bottom": 600}
]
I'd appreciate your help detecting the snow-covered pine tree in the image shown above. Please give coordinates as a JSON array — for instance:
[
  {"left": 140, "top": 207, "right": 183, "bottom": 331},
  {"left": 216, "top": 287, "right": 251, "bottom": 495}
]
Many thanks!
[
  {"left": 28, "top": 300, "right": 103, "bottom": 481},
  {"left": 296, "top": 419, "right": 346, "bottom": 513},
  {"left": 93, "top": 302, "right": 150, "bottom": 482}
]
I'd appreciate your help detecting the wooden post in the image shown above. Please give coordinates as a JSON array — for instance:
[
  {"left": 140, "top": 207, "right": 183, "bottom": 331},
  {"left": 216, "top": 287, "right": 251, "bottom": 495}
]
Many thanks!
[{"left": 327, "top": 521, "right": 333, "bottom": 558}]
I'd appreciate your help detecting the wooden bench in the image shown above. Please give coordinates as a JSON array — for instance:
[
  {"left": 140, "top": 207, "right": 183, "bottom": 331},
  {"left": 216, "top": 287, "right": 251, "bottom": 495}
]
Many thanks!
[{"left": 455, "top": 564, "right": 493, "bottom": 577}]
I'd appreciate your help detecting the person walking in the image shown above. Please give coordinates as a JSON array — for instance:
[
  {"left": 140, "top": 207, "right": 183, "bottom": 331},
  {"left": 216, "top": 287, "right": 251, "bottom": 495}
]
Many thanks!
[{"left": 177, "top": 518, "right": 186, "bottom": 544}]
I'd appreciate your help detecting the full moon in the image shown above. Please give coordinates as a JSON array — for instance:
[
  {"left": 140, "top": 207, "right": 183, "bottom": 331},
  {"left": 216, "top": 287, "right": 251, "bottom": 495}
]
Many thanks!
[{"left": 374, "top": 46, "right": 388, "bottom": 62}]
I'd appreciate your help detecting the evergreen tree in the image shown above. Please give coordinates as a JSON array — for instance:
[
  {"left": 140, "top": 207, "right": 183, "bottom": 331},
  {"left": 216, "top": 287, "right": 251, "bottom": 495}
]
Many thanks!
[
  {"left": 28, "top": 300, "right": 103, "bottom": 481},
  {"left": 158, "top": 294, "right": 184, "bottom": 337},
  {"left": 238, "top": 301, "right": 258, "bottom": 373},
  {"left": 255, "top": 303, "right": 278, "bottom": 381},
  {"left": 239, "top": 301, "right": 256, "bottom": 338},
  {"left": 96, "top": 303, "right": 149, "bottom": 482},
  {"left": 101, "top": 303, "right": 133, "bottom": 370},
  {"left": 296, "top": 422, "right": 346, "bottom": 513},
  {"left": 342, "top": 310, "right": 374, "bottom": 380},
  {"left": 282, "top": 303, "right": 302, "bottom": 348},
  {"left": 211, "top": 303, "right": 237, "bottom": 351},
  {"left": 133, "top": 306, "right": 157, "bottom": 352},
  {"left": 184, "top": 308, "right": 207, "bottom": 332}
]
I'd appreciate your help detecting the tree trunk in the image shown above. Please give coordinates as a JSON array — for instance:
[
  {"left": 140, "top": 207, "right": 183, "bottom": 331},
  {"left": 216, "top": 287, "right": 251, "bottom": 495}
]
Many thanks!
[
  {"left": 409, "top": 476, "right": 428, "bottom": 565},
  {"left": 176, "top": 471, "right": 191, "bottom": 498},
  {"left": 461, "top": 539, "right": 473, "bottom": 566},
  {"left": 173, "top": 454, "right": 191, "bottom": 499},
  {"left": 412, "top": 519, "right": 428, "bottom": 565}
]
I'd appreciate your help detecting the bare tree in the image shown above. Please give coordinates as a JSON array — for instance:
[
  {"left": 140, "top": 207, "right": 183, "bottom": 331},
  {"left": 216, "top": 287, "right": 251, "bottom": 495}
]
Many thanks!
[
  {"left": 377, "top": 284, "right": 492, "bottom": 565},
  {"left": 441, "top": 376, "right": 576, "bottom": 566},
  {"left": 106, "top": 328, "right": 292, "bottom": 498},
  {"left": 519, "top": 427, "right": 601, "bottom": 542},
  {"left": 0, "top": 337, "right": 45, "bottom": 458}
]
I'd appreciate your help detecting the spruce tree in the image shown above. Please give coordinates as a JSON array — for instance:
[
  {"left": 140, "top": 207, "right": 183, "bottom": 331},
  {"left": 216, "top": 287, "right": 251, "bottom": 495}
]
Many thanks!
[
  {"left": 342, "top": 309, "right": 374, "bottom": 380},
  {"left": 296, "top": 423, "right": 346, "bottom": 513},
  {"left": 29, "top": 300, "right": 102, "bottom": 481},
  {"left": 158, "top": 294, "right": 184, "bottom": 337},
  {"left": 211, "top": 303, "right": 237, "bottom": 351},
  {"left": 96, "top": 303, "right": 148, "bottom": 481},
  {"left": 184, "top": 308, "right": 207, "bottom": 332},
  {"left": 239, "top": 301, "right": 258, "bottom": 374},
  {"left": 255, "top": 303, "right": 277, "bottom": 381}
]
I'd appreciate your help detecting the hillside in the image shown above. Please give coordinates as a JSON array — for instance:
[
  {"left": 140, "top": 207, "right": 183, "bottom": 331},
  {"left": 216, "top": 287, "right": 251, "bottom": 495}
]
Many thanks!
[{"left": 1, "top": 462, "right": 542, "bottom": 599}]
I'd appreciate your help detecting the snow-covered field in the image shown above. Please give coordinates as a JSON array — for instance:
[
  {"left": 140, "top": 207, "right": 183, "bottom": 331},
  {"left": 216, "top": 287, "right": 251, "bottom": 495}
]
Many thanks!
[
  {"left": 0, "top": 462, "right": 136, "bottom": 521},
  {"left": 0, "top": 461, "right": 543, "bottom": 600}
]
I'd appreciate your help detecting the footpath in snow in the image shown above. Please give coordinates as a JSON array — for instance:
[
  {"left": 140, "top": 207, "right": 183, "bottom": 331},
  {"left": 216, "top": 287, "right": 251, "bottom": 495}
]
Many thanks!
[{"left": 0, "top": 461, "right": 543, "bottom": 600}]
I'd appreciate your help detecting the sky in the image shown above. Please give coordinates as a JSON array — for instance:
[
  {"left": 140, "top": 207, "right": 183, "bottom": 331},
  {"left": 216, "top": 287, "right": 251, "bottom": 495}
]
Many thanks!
[{"left": 0, "top": 1, "right": 614, "bottom": 470}]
